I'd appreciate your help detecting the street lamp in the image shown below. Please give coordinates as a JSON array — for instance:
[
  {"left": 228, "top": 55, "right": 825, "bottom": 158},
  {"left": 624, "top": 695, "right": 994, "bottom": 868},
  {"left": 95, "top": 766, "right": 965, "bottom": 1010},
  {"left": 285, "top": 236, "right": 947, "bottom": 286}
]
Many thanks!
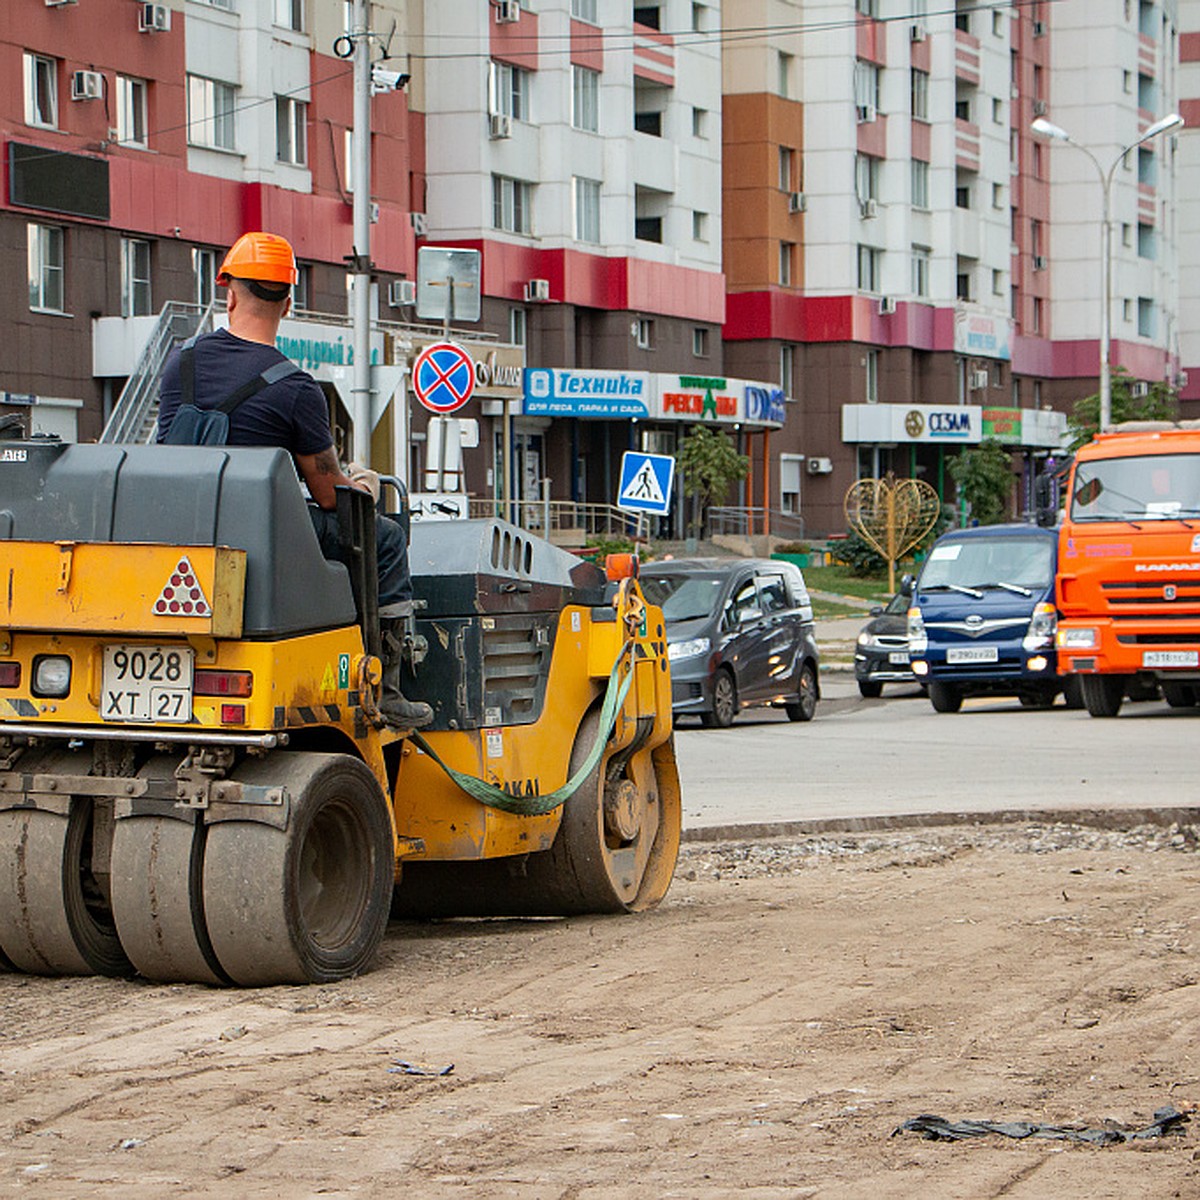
[{"left": 1031, "top": 111, "right": 1184, "bottom": 433}]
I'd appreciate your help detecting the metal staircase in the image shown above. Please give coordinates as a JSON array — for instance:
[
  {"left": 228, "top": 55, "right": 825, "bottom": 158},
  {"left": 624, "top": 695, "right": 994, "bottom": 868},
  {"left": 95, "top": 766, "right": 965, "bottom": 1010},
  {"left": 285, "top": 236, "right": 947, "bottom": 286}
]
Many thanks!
[{"left": 99, "top": 301, "right": 217, "bottom": 444}]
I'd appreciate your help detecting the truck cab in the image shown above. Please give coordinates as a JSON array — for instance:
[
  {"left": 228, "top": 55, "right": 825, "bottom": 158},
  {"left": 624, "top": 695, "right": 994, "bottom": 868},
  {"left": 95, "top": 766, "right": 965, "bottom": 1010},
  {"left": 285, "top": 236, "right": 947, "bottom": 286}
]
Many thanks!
[{"left": 907, "top": 524, "right": 1079, "bottom": 713}]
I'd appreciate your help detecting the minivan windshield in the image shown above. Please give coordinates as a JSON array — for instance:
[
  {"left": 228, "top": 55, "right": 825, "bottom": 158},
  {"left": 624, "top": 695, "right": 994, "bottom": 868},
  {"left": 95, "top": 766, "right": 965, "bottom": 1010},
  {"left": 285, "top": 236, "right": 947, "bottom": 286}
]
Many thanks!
[
  {"left": 1071, "top": 454, "right": 1200, "bottom": 523},
  {"left": 641, "top": 574, "right": 724, "bottom": 623},
  {"left": 919, "top": 537, "right": 1053, "bottom": 593}
]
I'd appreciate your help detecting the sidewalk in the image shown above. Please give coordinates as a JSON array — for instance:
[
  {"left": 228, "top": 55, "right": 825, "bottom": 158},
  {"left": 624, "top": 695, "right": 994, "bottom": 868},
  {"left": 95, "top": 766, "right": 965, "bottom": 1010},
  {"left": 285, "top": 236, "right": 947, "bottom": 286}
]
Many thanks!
[{"left": 810, "top": 591, "right": 873, "bottom": 671}]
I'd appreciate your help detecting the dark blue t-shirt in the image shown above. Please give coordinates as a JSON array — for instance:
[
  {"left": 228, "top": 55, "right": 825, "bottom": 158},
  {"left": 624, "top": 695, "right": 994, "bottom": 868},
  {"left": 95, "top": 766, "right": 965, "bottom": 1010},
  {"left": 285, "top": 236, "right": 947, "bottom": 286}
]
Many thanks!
[{"left": 157, "top": 328, "right": 332, "bottom": 457}]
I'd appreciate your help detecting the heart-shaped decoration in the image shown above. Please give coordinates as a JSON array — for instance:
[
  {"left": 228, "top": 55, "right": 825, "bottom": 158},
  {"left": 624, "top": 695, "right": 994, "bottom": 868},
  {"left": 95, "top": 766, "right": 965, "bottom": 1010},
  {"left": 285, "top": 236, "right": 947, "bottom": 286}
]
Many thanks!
[{"left": 844, "top": 473, "right": 941, "bottom": 589}]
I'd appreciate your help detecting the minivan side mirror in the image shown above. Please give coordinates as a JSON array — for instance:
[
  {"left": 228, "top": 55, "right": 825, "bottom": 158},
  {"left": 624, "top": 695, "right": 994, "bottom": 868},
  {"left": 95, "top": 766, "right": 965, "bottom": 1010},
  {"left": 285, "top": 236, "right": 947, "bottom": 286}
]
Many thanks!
[{"left": 900, "top": 573, "right": 915, "bottom": 596}]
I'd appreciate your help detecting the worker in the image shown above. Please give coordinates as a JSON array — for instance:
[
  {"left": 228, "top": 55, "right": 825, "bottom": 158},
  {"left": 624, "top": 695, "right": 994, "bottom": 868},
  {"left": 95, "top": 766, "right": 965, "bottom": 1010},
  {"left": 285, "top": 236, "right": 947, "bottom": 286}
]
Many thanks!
[{"left": 157, "top": 230, "right": 432, "bottom": 729}]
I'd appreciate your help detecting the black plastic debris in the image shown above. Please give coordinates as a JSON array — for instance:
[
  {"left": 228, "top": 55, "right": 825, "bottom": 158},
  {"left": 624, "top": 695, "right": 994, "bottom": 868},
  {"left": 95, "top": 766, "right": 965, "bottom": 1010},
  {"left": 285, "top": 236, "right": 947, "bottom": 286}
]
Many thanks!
[
  {"left": 893, "top": 1105, "right": 1188, "bottom": 1146},
  {"left": 388, "top": 1060, "right": 454, "bottom": 1077}
]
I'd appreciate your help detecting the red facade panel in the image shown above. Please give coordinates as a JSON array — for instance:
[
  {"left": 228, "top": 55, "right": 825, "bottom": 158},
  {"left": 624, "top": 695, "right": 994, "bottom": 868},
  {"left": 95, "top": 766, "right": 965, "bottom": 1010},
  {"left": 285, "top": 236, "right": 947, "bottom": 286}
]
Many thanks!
[
  {"left": 490, "top": 7, "right": 540, "bottom": 71},
  {"left": 570, "top": 20, "right": 604, "bottom": 71}
]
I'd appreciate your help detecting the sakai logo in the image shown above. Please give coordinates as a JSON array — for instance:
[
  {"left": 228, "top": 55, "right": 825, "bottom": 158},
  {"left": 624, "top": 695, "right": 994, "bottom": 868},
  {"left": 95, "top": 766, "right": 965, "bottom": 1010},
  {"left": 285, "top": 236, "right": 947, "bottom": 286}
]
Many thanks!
[{"left": 500, "top": 778, "right": 540, "bottom": 798}]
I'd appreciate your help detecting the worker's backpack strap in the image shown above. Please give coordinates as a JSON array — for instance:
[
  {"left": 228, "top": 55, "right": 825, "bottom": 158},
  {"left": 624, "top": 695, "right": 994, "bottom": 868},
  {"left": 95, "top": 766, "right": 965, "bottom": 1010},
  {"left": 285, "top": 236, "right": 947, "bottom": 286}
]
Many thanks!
[{"left": 215, "top": 358, "right": 303, "bottom": 413}]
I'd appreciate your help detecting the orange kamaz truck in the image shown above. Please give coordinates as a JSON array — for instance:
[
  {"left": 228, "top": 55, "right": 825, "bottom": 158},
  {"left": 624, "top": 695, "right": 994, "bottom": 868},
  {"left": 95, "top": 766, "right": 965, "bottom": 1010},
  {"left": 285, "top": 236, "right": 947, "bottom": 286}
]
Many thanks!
[{"left": 1056, "top": 421, "right": 1200, "bottom": 716}]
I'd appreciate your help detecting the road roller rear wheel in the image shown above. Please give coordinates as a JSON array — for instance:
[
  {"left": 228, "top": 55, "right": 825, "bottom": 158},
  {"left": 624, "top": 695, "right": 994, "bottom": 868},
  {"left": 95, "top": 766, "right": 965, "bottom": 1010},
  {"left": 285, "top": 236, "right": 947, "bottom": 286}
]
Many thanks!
[
  {"left": 202, "top": 753, "right": 393, "bottom": 986},
  {"left": 0, "top": 784, "right": 132, "bottom": 977}
]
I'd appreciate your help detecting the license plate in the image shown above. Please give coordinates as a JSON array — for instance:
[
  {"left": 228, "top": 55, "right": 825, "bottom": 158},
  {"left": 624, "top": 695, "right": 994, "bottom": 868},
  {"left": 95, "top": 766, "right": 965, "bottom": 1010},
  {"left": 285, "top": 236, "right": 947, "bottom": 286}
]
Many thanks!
[
  {"left": 888, "top": 651, "right": 911, "bottom": 664},
  {"left": 1143, "top": 650, "right": 1200, "bottom": 668},
  {"left": 101, "top": 644, "right": 194, "bottom": 724},
  {"left": 947, "top": 646, "right": 999, "bottom": 664}
]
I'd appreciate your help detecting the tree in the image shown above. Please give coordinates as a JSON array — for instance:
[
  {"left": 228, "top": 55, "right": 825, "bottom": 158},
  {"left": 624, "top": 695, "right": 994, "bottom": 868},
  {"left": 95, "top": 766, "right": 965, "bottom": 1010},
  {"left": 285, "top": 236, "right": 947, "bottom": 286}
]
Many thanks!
[
  {"left": 1067, "top": 370, "right": 1178, "bottom": 451},
  {"left": 676, "top": 425, "right": 749, "bottom": 537},
  {"left": 947, "top": 438, "right": 1014, "bottom": 526}
]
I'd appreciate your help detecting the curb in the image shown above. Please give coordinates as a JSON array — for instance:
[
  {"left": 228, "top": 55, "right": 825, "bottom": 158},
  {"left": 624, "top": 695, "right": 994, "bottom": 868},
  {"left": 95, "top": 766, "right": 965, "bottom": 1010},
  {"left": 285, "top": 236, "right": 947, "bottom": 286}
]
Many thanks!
[{"left": 681, "top": 805, "right": 1200, "bottom": 844}]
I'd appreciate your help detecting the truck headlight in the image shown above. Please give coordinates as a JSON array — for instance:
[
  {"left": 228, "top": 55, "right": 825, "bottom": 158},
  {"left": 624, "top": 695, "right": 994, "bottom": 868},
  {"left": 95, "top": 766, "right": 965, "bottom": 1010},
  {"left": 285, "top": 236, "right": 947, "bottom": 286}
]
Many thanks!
[
  {"left": 1057, "top": 627, "right": 1097, "bottom": 650},
  {"left": 32, "top": 655, "right": 71, "bottom": 698},
  {"left": 906, "top": 607, "right": 927, "bottom": 654},
  {"left": 668, "top": 637, "right": 710, "bottom": 661},
  {"left": 1023, "top": 602, "right": 1058, "bottom": 652}
]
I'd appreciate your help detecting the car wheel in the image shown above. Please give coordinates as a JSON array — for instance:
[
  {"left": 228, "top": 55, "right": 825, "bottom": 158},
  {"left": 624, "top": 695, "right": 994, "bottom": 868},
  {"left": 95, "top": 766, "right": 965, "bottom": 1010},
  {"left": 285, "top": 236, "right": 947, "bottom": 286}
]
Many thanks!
[
  {"left": 786, "top": 662, "right": 818, "bottom": 722},
  {"left": 702, "top": 668, "right": 737, "bottom": 728},
  {"left": 857, "top": 679, "right": 883, "bottom": 699},
  {"left": 928, "top": 682, "right": 963, "bottom": 713}
]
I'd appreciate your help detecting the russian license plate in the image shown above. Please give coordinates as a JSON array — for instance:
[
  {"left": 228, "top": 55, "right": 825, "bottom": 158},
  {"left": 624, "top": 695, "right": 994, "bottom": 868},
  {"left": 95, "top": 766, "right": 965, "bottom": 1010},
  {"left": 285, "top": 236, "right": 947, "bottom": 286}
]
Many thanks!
[
  {"left": 888, "top": 651, "right": 911, "bottom": 664},
  {"left": 947, "top": 646, "right": 999, "bottom": 665},
  {"left": 1143, "top": 650, "right": 1200, "bottom": 668},
  {"left": 101, "top": 644, "right": 194, "bottom": 723}
]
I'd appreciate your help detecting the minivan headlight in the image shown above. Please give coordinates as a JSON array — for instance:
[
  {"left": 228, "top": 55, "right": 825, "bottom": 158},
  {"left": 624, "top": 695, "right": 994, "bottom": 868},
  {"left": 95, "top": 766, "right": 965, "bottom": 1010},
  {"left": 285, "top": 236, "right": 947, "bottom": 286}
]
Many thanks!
[
  {"left": 906, "top": 606, "right": 927, "bottom": 654},
  {"left": 1023, "top": 602, "right": 1057, "bottom": 651}
]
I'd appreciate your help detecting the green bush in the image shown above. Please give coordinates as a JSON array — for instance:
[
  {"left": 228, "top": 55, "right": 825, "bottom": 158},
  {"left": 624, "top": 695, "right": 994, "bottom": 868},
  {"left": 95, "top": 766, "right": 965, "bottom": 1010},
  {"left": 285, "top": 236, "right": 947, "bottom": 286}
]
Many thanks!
[
  {"left": 583, "top": 537, "right": 636, "bottom": 561},
  {"left": 831, "top": 529, "right": 886, "bottom": 577},
  {"left": 773, "top": 541, "right": 812, "bottom": 555}
]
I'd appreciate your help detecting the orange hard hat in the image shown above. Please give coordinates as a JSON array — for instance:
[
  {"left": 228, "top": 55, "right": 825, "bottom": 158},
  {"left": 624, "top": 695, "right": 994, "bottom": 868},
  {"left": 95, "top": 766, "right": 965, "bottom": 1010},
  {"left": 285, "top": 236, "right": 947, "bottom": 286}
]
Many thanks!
[{"left": 217, "top": 231, "right": 299, "bottom": 287}]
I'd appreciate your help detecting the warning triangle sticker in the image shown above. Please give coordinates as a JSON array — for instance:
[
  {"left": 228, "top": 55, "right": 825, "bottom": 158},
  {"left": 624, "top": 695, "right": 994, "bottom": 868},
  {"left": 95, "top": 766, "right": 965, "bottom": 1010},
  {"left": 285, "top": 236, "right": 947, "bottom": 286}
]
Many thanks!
[
  {"left": 153, "top": 556, "right": 212, "bottom": 618},
  {"left": 621, "top": 460, "right": 665, "bottom": 506}
]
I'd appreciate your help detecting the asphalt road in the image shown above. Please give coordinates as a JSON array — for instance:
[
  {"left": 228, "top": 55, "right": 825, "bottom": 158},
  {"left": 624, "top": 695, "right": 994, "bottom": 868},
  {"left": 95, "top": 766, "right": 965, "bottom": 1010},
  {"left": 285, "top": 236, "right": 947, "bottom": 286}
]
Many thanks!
[{"left": 674, "top": 668, "right": 1198, "bottom": 832}]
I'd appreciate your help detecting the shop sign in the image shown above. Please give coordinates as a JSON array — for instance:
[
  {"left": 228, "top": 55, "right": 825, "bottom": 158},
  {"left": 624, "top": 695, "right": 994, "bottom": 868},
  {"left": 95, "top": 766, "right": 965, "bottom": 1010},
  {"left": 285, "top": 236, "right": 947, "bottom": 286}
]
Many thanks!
[
  {"left": 656, "top": 375, "right": 740, "bottom": 423},
  {"left": 744, "top": 384, "right": 786, "bottom": 427},
  {"left": 982, "top": 406, "right": 1023, "bottom": 444},
  {"left": 523, "top": 368, "right": 650, "bottom": 418},
  {"left": 842, "top": 403, "right": 983, "bottom": 445},
  {"left": 272, "top": 317, "right": 382, "bottom": 369},
  {"left": 953, "top": 308, "right": 1013, "bottom": 361}
]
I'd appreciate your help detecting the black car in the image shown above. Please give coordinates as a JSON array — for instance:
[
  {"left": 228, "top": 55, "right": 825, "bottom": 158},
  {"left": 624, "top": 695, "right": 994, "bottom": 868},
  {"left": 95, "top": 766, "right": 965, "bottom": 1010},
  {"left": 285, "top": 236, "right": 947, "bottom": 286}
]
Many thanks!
[
  {"left": 641, "top": 558, "right": 820, "bottom": 727},
  {"left": 854, "top": 582, "right": 917, "bottom": 698}
]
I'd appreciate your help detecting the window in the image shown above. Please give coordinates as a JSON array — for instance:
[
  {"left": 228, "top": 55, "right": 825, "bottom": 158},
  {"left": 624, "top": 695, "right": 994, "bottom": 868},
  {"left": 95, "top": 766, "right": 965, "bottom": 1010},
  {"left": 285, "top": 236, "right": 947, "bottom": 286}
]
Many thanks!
[
  {"left": 1138, "top": 297, "right": 1155, "bottom": 337},
  {"left": 193, "top": 247, "right": 216, "bottom": 307},
  {"left": 275, "top": 96, "right": 308, "bottom": 165},
  {"left": 493, "top": 175, "right": 532, "bottom": 234},
  {"left": 956, "top": 183, "right": 971, "bottom": 210},
  {"left": 691, "top": 3, "right": 706, "bottom": 31},
  {"left": 780, "top": 454, "right": 802, "bottom": 514},
  {"left": 121, "top": 237, "right": 152, "bottom": 317},
  {"left": 1138, "top": 222, "right": 1156, "bottom": 259},
  {"left": 1033, "top": 142, "right": 1044, "bottom": 178},
  {"left": 779, "top": 242, "right": 795, "bottom": 286},
  {"left": 778, "top": 51, "right": 793, "bottom": 99},
  {"left": 1123, "top": 298, "right": 1133, "bottom": 324},
  {"left": 489, "top": 61, "right": 530, "bottom": 121},
  {"left": 992, "top": 97, "right": 1003, "bottom": 124},
  {"left": 992, "top": 268, "right": 1004, "bottom": 296},
  {"left": 993, "top": 8, "right": 1004, "bottom": 35},
  {"left": 635, "top": 215, "right": 662, "bottom": 243},
  {"left": 957, "top": 270, "right": 972, "bottom": 301},
  {"left": 273, "top": 0, "right": 302, "bottom": 30},
  {"left": 510, "top": 306, "right": 526, "bottom": 346},
  {"left": 634, "top": 318, "right": 654, "bottom": 349},
  {"left": 857, "top": 244, "right": 881, "bottom": 292},
  {"left": 865, "top": 349, "right": 879, "bottom": 403},
  {"left": 573, "top": 176, "right": 600, "bottom": 242},
  {"left": 912, "top": 246, "right": 930, "bottom": 298},
  {"left": 780, "top": 344, "right": 795, "bottom": 398},
  {"left": 779, "top": 146, "right": 794, "bottom": 191},
  {"left": 634, "top": 110, "right": 662, "bottom": 137},
  {"left": 692, "top": 327, "right": 710, "bottom": 357},
  {"left": 1032, "top": 296, "right": 1044, "bottom": 332},
  {"left": 572, "top": 66, "right": 599, "bottom": 132},
  {"left": 955, "top": 8, "right": 970, "bottom": 32},
  {"left": 855, "top": 153, "right": 880, "bottom": 203},
  {"left": 854, "top": 60, "right": 880, "bottom": 116},
  {"left": 1122, "top": 222, "right": 1133, "bottom": 247},
  {"left": 692, "top": 210, "right": 708, "bottom": 241},
  {"left": 691, "top": 107, "right": 708, "bottom": 138},
  {"left": 992, "top": 182, "right": 1004, "bottom": 209},
  {"left": 1123, "top": 69, "right": 1133, "bottom": 94},
  {"left": 110, "top": 76, "right": 149, "bottom": 148},
  {"left": 1138, "top": 146, "right": 1157, "bottom": 186},
  {"left": 911, "top": 159, "right": 930, "bottom": 208},
  {"left": 294, "top": 264, "right": 312, "bottom": 311},
  {"left": 187, "top": 76, "right": 237, "bottom": 150},
  {"left": 911, "top": 69, "right": 929, "bottom": 120},
  {"left": 27, "top": 223, "right": 64, "bottom": 313},
  {"left": 24, "top": 53, "right": 58, "bottom": 129},
  {"left": 571, "top": 0, "right": 597, "bottom": 20},
  {"left": 856, "top": 0, "right": 877, "bottom": 14},
  {"left": 634, "top": 6, "right": 660, "bottom": 29},
  {"left": 955, "top": 99, "right": 971, "bottom": 122}
]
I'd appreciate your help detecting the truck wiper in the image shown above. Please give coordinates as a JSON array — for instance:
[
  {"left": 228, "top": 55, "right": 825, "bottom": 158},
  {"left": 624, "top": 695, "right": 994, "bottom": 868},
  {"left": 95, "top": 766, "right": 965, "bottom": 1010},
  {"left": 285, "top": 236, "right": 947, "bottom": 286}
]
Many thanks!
[
  {"left": 978, "top": 581, "right": 1033, "bottom": 597},
  {"left": 920, "top": 583, "right": 984, "bottom": 599}
]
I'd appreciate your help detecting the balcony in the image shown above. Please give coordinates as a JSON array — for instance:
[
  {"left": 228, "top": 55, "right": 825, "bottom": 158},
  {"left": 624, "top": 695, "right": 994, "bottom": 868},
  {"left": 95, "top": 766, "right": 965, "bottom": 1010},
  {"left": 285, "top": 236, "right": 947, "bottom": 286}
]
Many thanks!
[
  {"left": 633, "top": 22, "right": 674, "bottom": 87},
  {"left": 955, "top": 118, "right": 981, "bottom": 171},
  {"left": 955, "top": 28, "right": 980, "bottom": 86}
]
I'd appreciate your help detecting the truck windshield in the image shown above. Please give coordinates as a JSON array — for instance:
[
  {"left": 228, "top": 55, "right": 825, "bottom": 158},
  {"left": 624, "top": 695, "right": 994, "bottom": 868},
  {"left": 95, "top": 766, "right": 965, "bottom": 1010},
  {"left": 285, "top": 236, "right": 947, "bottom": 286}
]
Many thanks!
[
  {"left": 1071, "top": 454, "right": 1200, "bottom": 522},
  {"left": 919, "top": 538, "right": 1053, "bottom": 592}
]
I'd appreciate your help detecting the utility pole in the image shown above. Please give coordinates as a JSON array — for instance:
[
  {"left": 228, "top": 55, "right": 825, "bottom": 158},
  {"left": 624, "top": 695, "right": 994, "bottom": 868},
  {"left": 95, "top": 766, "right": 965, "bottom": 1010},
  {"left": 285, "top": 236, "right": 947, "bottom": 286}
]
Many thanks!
[{"left": 350, "top": 0, "right": 372, "bottom": 466}]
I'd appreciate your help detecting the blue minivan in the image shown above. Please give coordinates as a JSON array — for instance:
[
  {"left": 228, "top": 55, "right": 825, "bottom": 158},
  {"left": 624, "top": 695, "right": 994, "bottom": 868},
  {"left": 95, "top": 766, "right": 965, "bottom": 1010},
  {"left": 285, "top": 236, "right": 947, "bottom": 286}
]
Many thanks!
[{"left": 907, "top": 523, "right": 1081, "bottom": 713}]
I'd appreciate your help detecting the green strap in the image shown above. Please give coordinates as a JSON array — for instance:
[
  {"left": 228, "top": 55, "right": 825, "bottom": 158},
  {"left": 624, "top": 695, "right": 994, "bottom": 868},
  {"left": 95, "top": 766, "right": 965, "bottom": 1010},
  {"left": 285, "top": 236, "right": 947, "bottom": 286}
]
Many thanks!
[{"left": 408, "top": 645, "right": 634, "bottom": 816}]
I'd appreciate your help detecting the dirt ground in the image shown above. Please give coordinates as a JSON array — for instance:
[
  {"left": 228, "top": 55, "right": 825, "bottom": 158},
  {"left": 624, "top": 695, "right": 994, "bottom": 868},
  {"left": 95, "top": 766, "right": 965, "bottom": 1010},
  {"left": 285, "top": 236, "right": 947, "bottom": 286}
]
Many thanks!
[{"left": 3, "top": 822, "right": 1200, "bottom": 1199}]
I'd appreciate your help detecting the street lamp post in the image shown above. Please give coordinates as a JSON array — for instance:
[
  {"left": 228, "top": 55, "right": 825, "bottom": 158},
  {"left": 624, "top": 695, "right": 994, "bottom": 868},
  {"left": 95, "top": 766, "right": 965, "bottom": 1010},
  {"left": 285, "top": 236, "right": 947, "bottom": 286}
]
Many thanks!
[{"left": 1031, "top": 112, "right": 1184, "bottom": 433}]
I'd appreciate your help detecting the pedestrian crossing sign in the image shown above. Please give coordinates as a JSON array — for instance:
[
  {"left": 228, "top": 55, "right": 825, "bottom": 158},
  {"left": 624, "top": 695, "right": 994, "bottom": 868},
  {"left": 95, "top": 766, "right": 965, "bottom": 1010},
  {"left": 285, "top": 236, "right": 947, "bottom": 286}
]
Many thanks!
[{"left": 617, "top": 451, "right": 675, "bottom": 515}]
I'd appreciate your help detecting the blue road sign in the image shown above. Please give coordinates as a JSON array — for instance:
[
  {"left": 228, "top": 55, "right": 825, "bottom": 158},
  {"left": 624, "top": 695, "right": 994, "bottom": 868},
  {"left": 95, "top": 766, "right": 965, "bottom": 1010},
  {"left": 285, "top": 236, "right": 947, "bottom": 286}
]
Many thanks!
[
  {"left": 413, "top": 341, "right": 475, "bottom": 414},
  {"left": 617, "top": 451, "right": 675, "bottom": 516}
]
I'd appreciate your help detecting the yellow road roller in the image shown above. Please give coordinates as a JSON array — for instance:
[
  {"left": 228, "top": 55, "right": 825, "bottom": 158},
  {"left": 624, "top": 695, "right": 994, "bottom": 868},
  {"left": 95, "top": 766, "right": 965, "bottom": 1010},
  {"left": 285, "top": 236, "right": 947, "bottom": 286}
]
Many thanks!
[{"left": 0, "top": 438, "right": 680, "bottom": 985}]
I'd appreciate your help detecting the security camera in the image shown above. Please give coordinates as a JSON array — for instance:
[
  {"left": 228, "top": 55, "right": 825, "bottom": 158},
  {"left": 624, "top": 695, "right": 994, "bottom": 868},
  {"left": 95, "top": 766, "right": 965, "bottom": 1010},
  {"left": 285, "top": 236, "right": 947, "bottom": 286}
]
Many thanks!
[{"left": 370, "top": 68, "right": 411, "bottom": 94}]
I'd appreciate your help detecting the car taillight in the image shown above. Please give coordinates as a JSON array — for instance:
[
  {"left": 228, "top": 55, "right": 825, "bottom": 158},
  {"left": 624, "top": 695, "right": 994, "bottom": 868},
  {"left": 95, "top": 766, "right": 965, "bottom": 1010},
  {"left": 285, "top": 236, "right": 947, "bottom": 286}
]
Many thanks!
[
  {"left": 194, "top": 670, "right": 252, "bottom": 697},
  {"left": 0, "top": 663, "right": 20, "bottom": 688}
]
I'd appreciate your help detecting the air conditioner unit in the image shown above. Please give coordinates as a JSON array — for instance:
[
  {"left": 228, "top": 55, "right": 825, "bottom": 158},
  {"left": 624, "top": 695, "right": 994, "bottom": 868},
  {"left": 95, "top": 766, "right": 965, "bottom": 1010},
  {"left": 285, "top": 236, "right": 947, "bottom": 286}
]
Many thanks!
[
  {"left": 861, "top": 198, "right": 879, "bottom": 219},
  {"left": 1032, "top": 99, "right": 1047, "bottom": 116},
  {"left": 45, "top": 0, "right": 78, "bottom": 7},
  {"left": 388, "top": 279, "right": 417, "bottom": 307},
  {"left": 489, "top": 112, "right": 512, "bottom": 139},
  {"left": 1178, "top": 371, "right": 1189, "bottom": 389},
  {"left": 495, "top": 0, "right": 520, "bottom": 23},
  {"left": 971, "top": 369, "right": 990, "bottom": 390},
  {"left": 524, "top": 278, "right": 550, "bottom": 302},
  {"left": 856, "top": 103, "right": 877, "bottom": 124},
  {"left": 410, "top": 212, "right": 428, "bottom": 237},
  {"left": 878, "top": 296, "right": 897, "bottom": 315},
  {"left": 1033, "top": 254, "right": 1047, "bottom": 271},
  {"left": 910, "top": 22, "right": 927, "bottom": 42},
  {"left": 138, "top": 3, "right": 171, "bottom": 32},
  {"left": 1131, "top": 381, "right": 1150, "bottom": 398},
  {"left": 806, "top": 457, "right": 834, "bottom": 476},
  {"left": 368, "top": 201, "right": 380, "bottom": 224},
  {"left": 71, "top": 70, "right": 103, "bottom": 101},
  {"left": 788, "top": 191, "right": 806, "bottom": 214},
  {"left": 1033, "top": 19, "right": 1046, "bottom": 37}
]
